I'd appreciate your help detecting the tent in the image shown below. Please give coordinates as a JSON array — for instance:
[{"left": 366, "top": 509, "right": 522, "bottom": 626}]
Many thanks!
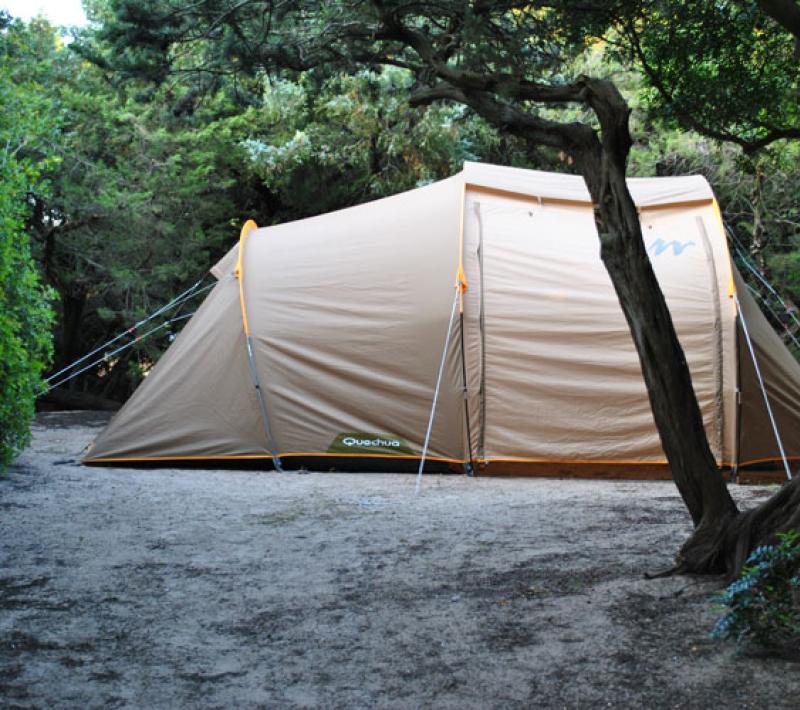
[{"left": 83, "top": 162, "right": 800, "bottom": 478}]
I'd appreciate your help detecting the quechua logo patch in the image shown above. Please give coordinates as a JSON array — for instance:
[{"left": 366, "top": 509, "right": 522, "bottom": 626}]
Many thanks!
[{"left": 328, "top": 433, "right": 415, "bottom": 456}]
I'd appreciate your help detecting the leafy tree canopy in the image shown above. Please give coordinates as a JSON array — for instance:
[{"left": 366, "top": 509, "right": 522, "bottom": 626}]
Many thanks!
[{"left": 617, "top": 0, "right": 800, "bottom": 151}]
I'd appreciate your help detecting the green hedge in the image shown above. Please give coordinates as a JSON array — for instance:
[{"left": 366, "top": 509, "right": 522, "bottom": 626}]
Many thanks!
[{"left": 0, "top": 26, "right": 55, "bottom": 471}]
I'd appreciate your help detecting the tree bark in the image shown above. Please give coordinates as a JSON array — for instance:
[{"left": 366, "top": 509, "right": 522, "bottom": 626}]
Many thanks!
[{"left": 749, "top": 158, "right": 770, "bottom": 276}]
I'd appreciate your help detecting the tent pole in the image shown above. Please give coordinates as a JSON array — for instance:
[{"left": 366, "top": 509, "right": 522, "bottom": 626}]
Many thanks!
[
  {"left": 455, "top": 180, "right": 475, "bottom": 476},
  {"left": 735, "top": 293, "right": 792, "bottom": 481},
  {"left": 459, "top": 310, "right": 476, "bottom": 476},
  {"left": 236, "top": 220, "right": 283, "bottom": 472},
  {"left": 244, "top": 335, "right": 283, "bottom": 472},
  {"left": 732, "top": 383, "right": 742, "bottom": 485},
  {"left": 415, "top": 287, "right": 460, "bottom": 496}
]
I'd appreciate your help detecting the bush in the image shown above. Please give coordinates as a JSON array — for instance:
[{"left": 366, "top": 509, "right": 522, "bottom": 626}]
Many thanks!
[
  {"left": 713, "top": 530, "right": 800, "bottom": 650},
  {"left": 0, "top": 20, "right": 55, "bottom": 471},
  {"left": 0, "top": 218, "right": 54, "bottom": 471}
]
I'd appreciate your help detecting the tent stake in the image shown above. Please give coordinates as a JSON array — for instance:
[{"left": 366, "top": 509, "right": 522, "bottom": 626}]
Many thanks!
[
  {"left": 415, "top": 287, "right": 460, "bottom": 496},
  {"left": 735, "top": 294, "right": 793, "bottom": 480}
]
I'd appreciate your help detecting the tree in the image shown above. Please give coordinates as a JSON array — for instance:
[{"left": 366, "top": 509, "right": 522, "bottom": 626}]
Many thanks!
[
  {"left": 85, "top": 0, "right": 800, "bottom": 576},
  {"left": 618, "top": 0, "right": 800, "bottom": 153},
  {"left": 12, "top": 6, "right": 525, "bottom": 404},
  {"left": 0, "top": 14, "right": 55, "bottom": 470},
  {"left": 13, "top": 18, "right": 244, "bottom": 403},
  {"left": 240, "top": 68, "right": 534, "bottom": 218},
  {"left": 615, "top": 1, "right": 800, "bottom": 275}
]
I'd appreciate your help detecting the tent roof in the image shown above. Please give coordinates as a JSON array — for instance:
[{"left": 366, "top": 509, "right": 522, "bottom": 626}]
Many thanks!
[
  {"left": 211, "top": 162, "right": 715, "bottom": 279},
  {"left": 461, "top": 161, "right": 715, "bottom": 208}
]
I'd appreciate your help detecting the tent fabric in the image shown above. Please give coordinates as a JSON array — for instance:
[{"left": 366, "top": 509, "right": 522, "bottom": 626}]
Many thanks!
[
  {"left": 87, "top": 177, "right": 465, "bottom": 463},
  {"left": 84, "top": 275, "right": 268, "bottom": 461},
  {"left": 459, "top": 193, "right": 738, "bottom": 465},
  {"left": 84, "top": 162, "right": 800, "bottom": 474},
  {"left": 735, "top": 269, "right": 800, "bottom": 466}
]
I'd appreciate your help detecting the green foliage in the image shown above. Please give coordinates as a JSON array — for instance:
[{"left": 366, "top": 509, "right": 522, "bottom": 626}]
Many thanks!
[
  {"left": 243, "top": 69, "right": 522, "bottom": 218},
  {"left": 621, "top": 1, "right": 800, "bottom": 149},
  {"left": 17, "top": 11, "right": 528, "bottom": 400},
  {"left": 0, "top": 18, "right": 56, "bottom": 469},
  {"left": 81, "top": 1, "right": 591, "bottom": 87},
  {"left": 713, "top": 531, "right": 800, "bottom": 650},
  {"left": 12, "top": 17, "right": 247, "bottom": 398}
]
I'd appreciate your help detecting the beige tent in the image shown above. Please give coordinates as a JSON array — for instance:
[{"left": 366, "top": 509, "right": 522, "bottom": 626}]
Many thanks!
[{"left": 84, "top": 162, "right": 800, "bottom": 478}]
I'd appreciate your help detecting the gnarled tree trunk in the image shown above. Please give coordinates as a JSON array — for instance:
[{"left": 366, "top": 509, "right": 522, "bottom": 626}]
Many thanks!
[{"left": 568, "top": 78, "right": 798, "bottom": 578}]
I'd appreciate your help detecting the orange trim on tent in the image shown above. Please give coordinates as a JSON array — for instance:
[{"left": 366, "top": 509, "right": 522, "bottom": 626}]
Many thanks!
[
  {"left": 456, "top": 181, "right": 468, "bottom": 311},
  {"left": 481, "top": 457, "right": 676, "bottom": 466},
  {"left": 87, "top": 455, "right": 280, "bottom": 462},
  {"left": 738, "top": 455, "right": 800, "bottom": 467},
  {"left": 637, "top": 198, "right": 715, "bottom": 212},
  {"left": 85, "top": 452, "right": 792, "bottom": 469},
  {"left": 483, "top": 457, "right": 738, "bottom": 468},
  {"left": 456, "top": 265, "right": 468, "bottom": 293},
  {"left": 84, "top": 452, "right": 464, "bottom": 464},
  {"left": 84, "top": 453, "right": 674, "bottom": 466},
  {"left": 711, "top": 199, "right": 736, "bottom": 299},
  {"left": 235, "top": 219, "right": 258, "bottom": 336}
]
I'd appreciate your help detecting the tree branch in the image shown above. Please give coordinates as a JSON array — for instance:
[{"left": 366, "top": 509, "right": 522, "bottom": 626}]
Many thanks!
[
  {"left": 372, "top": 1, "right": 585, "bottom": 104},
  {"left": 753, "top": 0, "right": 800, "bottom": 39},
  {"left": 410, "top": 82, "right": 595, "bottom": 156}
]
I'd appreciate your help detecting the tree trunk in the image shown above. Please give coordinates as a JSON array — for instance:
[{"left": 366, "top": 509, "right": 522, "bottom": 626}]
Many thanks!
[
  {"left": 569, "top": 79, "right": 800, "bottom": 578},
  {"left": 749, "top": 158, "right": 770, "bottom": 277},
  {"left": 431, "top": 74, "right": 799, "bottom": 577},
  {"left": 571, "top": 78, "right": 749, "bottom": 574}
]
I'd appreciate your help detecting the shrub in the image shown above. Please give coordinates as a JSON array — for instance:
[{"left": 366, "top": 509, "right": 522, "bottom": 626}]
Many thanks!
[
  {"left": 0, "top": 215, "right": 54, "bottom": 471},
  {"left": 713, "top": 530, "right": 800, "bottom": 650},
  {"left": 0, "top": 21, "right": 55, "bottom": 471}
]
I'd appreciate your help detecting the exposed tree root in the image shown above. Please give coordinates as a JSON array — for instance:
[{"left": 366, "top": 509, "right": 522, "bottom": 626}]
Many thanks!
[
  {"left": 643, "top": 565, "right": 681, "bottom": 580},
  {"left": 675, "top": 477, "right": 800, "bottom": 580}
]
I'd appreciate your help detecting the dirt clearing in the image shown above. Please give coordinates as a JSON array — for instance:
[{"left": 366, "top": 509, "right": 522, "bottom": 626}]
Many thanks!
[{"left": 1, "top": 412, "right": 797, "bottom": 708}]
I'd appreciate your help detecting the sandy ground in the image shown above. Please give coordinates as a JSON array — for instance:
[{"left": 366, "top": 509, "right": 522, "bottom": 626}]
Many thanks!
[{"left": 1, "top": 412, "right": 798, "bottom": 709}]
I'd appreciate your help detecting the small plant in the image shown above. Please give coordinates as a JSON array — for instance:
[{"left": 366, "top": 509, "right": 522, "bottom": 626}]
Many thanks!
[{"left": 713, "top": 530, "right": 800, "bottom": 651}]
